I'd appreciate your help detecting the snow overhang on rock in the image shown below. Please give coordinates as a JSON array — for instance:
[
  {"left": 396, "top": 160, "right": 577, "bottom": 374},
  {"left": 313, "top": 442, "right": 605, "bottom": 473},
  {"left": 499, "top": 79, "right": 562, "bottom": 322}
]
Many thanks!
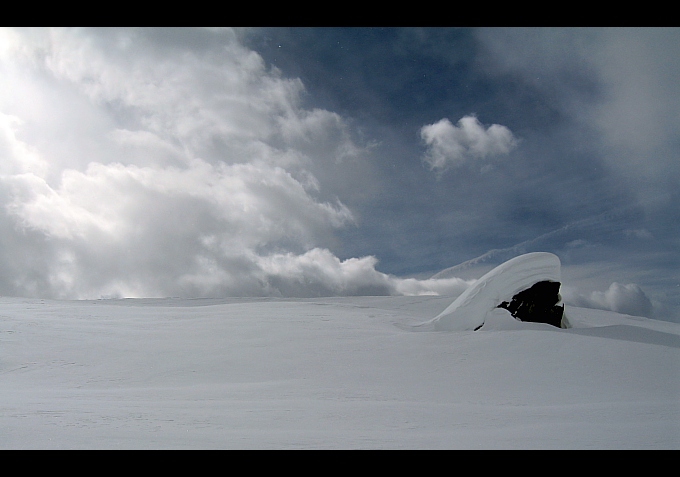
[{"left": 430, "top": 252, "right": 565, "bottom": 331}]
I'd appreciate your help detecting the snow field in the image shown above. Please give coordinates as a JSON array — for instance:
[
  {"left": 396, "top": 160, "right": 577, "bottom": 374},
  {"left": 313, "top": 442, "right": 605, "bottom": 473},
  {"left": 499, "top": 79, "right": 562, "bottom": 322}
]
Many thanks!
[{"left": 1, "top": 296, "right": 678, "bottom": 448}]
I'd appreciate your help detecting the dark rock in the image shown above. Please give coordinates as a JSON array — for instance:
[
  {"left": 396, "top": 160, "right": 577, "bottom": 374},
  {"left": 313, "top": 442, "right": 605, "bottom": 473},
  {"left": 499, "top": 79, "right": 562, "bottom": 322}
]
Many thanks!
[{"left": 497, "top": 280, "right": 565, "bottom": 328}]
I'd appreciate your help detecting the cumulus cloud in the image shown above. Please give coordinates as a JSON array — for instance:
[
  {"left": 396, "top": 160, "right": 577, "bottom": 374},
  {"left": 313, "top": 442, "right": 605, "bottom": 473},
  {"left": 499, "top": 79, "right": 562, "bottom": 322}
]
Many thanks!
[
  {"left": 563, "top": 282, "right": 654, "bottom": 318},
  {"left": 0, "top": 27, "right": 474, "bottom": 300},
  {"left": 250, "top": 248, "right": 474, "bottom": 298},
  {"left": 420, "top": 115, "right": 517, "bottom": 171}
]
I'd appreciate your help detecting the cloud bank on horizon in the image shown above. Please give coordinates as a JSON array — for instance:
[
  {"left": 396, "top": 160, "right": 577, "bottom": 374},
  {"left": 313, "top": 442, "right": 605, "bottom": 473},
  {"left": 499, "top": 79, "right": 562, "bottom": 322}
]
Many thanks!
[
  {"left": 562, "top": 282, "right": 654, "bottom": 319},
  {"left": 0, "top": 28, "right": 677, "bottom": 320}
]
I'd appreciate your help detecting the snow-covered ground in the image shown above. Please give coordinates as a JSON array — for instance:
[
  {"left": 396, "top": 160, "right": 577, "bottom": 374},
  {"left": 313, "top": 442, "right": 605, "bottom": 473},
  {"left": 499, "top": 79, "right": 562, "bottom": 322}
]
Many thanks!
[{"left": 1, "top": 295, "right": 678, "bottom": 448}]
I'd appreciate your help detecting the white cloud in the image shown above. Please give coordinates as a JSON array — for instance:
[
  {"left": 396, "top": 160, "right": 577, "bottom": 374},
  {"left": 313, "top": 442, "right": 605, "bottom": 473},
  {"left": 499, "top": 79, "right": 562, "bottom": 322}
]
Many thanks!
[
  {"left": 0, "top": 28, "right": 361, "bottom": 298},
  {"left": 0, "top": 112, "right": 49, "bottom": 176},
  {"left": 420, "top": 115, "right": 517, "bottom": 171},
  {"left": 251, "top": 248, "right": 474, "bottom": 298},
  {"left": 564, "top": 282, "right": 654, "bottom": 318},
  {"left": 0, "top": 155, "right": 363, "bottom": 298},
  {"left": 392, "top": 276, "right": 474, "bottom": 297},
  {"left": 0, "top": 27, "right": 474, "bottom": 300}
]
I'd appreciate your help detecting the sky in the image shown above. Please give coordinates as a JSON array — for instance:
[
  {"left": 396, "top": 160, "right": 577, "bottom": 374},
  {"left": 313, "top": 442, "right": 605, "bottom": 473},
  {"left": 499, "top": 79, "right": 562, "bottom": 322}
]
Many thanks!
[{"left": 0, "top": 27, "right": 678, "bottom": 320}]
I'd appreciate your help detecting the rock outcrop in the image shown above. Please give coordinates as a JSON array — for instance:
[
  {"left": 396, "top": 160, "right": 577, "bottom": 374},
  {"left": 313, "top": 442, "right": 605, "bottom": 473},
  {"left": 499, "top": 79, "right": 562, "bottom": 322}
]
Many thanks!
[{"left": 497, "top": 280, "right": 565, "bottom": 328}]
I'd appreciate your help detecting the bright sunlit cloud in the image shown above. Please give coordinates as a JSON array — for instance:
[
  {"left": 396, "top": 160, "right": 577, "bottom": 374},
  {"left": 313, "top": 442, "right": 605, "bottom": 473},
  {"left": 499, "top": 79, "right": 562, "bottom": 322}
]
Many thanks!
[
  {"left": 0, "top": 28, "right": 362, "bottom": 298},
  {"left": 0, "top": 27, "right": 470, "bottom": 299},
  {"left": 420, "top": 115, "right": 517, "bottom": 171}
]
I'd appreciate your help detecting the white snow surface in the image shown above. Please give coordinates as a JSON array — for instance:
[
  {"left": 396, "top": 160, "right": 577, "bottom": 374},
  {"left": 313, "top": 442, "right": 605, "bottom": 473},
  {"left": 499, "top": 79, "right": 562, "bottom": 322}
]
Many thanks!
[
  {"left": 425, "top": 252, "right": 562, "bottom": 331},
  {"left": 1, "top": 294, "right": 678, "bottom": 449}
]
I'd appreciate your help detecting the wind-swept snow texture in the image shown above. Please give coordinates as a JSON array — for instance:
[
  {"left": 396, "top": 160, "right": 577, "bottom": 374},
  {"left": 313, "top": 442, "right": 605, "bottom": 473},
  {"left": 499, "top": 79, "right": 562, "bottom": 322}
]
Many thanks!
[{"left": 428, "top": 252, "right": 562, "bottom": 331}]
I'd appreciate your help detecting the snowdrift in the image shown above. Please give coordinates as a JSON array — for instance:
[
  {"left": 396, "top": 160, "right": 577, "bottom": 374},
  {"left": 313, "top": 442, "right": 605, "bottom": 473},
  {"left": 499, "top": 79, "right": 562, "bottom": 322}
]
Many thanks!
[{"left": 425, "top": 252, "right": 564, "bottom": 331}]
